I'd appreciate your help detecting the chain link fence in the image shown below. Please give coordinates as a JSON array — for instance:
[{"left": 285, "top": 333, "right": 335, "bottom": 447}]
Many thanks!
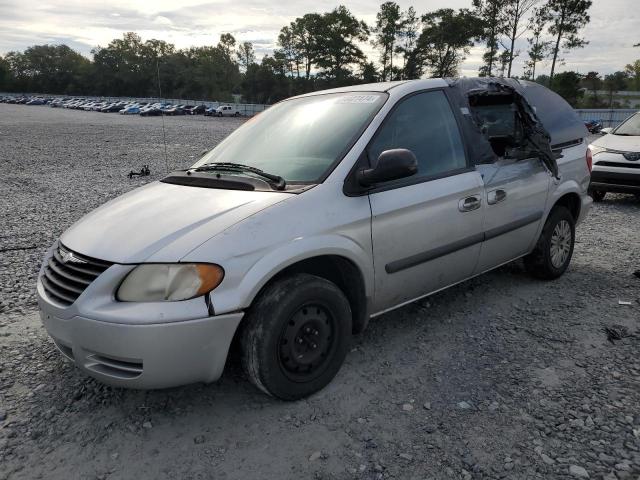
[{"left": 574, "top": 109, "right": 638, "bottom": 128}]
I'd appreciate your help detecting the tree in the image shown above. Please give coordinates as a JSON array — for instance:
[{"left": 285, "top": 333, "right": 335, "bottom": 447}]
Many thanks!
[
  {"left": 396, "top": 7, "right": 420, "bottom": 79},
  {"left": 414, "top": 9, "right": 483, "bottom": 78},
  {"left": 502, "top": 0, "right": 539, "bottom": 77},
  {"left": 473, "top": 0, "right": 507, "bottom": 77},
  {"left": 4, "top": 44, "right": 91, "bottom": 94},
  {"left": 237, "top": 42, "right": 256, "bottom": 72},
  {"left": 276, "top": 27, "right": 300, "bottom": 77},
  {"left": 624, "top": 59, "right": 640, "bottom": 91},
  {"left": 546, "top": 0, "right": 592, "bottom": 83},
  {"left": 523, "top": 7, "right": 551, "bottom": 80},
  {"left": 582, "top": 71, "right": 601, "bottom": 105},
  {"left": 372, "top": 2, "right": 402, "bottom": 81},
  {"left": 359, "top": 61, "right": 379, "bottom": 83},
  {"left": 550, "top": 71, "right": 582, "bottom": 106},
  {"left": 0, "top": 56, "right": 10, "bottom": 90},
  {"left": 217, "top": 34, "right": 236, "bottom": 59},
  {"left": 314, "top": 6, "right": 369, "bottom": 84},
  {"left": 603, "top": 71, "right": 629, "bottom": 108},
  {"left": 276, "top": 14, "right": 323, "bottom": 80}
]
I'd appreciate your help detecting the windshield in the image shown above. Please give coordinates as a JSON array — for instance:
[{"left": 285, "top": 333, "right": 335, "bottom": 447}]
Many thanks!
[
  {"left": 614, "top": 112, "right": 640, "bottom": 136},
  {"left": 193, "top": 92, "right": 387, "bottom": 183}
]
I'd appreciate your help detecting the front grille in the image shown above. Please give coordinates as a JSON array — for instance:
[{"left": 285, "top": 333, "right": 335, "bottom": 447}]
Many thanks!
[
  {"left": 41, "top": 244, "right": 112, "bottom": 306},
  {"left": 596, "top": 161, "right": 640, "bottom": 169}
]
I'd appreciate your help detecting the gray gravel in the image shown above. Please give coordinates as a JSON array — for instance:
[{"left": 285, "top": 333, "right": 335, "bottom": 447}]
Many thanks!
[{"left": 1, "top": 104, "right": 639, "bottom": 480}]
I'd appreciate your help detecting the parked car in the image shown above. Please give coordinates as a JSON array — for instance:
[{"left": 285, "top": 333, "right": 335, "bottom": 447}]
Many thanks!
[
  {"left": 101, "top": 103, "right": 126, "bottom": 113},
  {"left": 588, "top": 111, "right": 640, "bottom": 201},
  {"left": 37, "top": 78, "right": 591, "bottom": 400},
  {"left": 140, "top": 105, "right": 163, "bottom": 116},
  {"left": 163, "top": 105, "right": 185, "bottom": 115},
  {"left": 120, "top": 105, "right": 141, "bottom": 115},
  {"left": 215, "top": 105, "right": 242, "bottom": 117},
  {"left": 186, "top": 105, "right": 207, "bottom": 115},
  {"left": 203, "top": 106, "right": 217, "bottom": 116},
  {"left": 584, "top": 119, "right": 603, "bottom": 134},
  {"left": 26, "top": 98, "right": 47, "bottom": 105}
]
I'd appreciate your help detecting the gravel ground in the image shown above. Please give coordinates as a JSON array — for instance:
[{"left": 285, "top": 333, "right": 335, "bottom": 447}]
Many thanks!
[{"left": 1, "top": 104, "right": 639, "bottom": 480}]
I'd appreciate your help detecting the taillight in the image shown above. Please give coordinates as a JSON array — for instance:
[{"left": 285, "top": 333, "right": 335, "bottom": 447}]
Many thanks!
[{"left": 586, "top": 148, "right": 593, "bottom": 173}]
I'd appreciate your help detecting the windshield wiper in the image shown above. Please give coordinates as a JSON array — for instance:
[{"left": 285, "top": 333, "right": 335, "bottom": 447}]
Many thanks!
[
  {"left": 192, "top": 162, "right": 286, "bottom": 190},
  {"left": 613, "top": 133, "right": 634, "bottom": 136}
]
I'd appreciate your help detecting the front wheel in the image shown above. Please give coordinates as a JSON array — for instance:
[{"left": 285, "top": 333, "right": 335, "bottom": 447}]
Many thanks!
[
  {"left": 240, "top": 273, "right": 352, "bottom": 400},
  {"left": 524, "top": 206, "right": 575, "bottom": 280}
]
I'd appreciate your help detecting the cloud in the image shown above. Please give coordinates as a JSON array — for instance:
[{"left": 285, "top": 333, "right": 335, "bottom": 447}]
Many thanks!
[{"left": 0, "top": 0, "right": 637, "bottom": 77}]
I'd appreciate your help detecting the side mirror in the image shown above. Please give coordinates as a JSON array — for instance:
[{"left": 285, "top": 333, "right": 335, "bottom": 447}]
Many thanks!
[
  {"left": 357, "top": 149, "right": 418, "bottom": 186},
  {"left": 601, "top": 127, "right": 612, "bottom": 135}
]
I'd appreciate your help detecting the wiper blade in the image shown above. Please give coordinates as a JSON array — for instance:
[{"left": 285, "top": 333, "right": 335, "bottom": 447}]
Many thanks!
[{"left": 192, "top": 162, "right": 286, "bottom": 190}]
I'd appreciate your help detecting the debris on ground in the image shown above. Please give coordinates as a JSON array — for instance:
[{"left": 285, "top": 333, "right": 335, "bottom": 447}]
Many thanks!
[{"left": 603, "top": 324, "right": 631, "bottom": 343}]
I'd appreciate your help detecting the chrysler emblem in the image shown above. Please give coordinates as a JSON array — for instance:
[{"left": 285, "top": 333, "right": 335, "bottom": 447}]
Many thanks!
[{"left": 59, "top": 247, "right": 86, "bottom": 264}]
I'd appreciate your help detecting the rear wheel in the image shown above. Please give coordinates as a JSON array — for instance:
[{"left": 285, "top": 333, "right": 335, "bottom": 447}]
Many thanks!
[
  {"left": 524, "top": 206, "right": 575, "bottom": 280},
  {"left": 588, "top": 188, "right": 606, "bottom": 202},
  {"left": 240, "top": 273, "right": 352, "bottom": 400}
]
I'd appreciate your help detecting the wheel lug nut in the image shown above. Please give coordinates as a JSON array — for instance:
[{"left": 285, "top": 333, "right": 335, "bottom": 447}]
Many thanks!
[
  {"left": 311, "top": 343, "right": 317, "bottom": 349},
  {"left": 296, "top": 337, "right": 303, "bottom": 344}
]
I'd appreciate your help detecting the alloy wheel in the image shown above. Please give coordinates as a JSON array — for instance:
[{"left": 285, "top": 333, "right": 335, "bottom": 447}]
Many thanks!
[{"left": 550, "top": 219, "right": 572, "bottom": 268}]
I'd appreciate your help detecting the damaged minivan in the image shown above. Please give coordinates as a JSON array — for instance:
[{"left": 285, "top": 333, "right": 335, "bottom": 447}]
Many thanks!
[{"left": 37, "top": 78, "right": 592, "bottom": 399}]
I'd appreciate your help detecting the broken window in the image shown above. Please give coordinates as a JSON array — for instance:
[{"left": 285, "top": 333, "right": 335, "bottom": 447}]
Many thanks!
[{"left": 468, "top": 93, "right": 527, "bottom": 158}]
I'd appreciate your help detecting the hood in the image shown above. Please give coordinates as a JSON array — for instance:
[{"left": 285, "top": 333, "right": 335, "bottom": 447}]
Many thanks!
[
  {"left": 592, "top": 133, "right": 640, "bottom": 152},
  {"left": 61, "top": 181, "right": 291, "bottom": 263}
]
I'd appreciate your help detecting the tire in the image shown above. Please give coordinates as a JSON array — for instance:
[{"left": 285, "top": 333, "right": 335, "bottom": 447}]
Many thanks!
[
  {"left": 240, "top": 273, "right": 352, "bottom": 400},
  {"left": 588, "top": 188, "right": 606, "bottom": 202},
  {"left": 524, "top": 206, "right": 575, "bottom": 280}
]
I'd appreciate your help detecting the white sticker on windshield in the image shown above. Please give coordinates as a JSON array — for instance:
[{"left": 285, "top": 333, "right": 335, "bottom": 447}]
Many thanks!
[{"left": 337, "top": 95, "right": 379, "bottom": 104}]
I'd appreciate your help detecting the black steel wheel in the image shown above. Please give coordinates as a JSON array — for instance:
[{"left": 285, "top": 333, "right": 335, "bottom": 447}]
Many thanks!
[
  {"left": 278, "top": 303, "right": 337, "bottom": 382},
  {"left": 240, "top": 273, "right": 352, "bottom": 400}
]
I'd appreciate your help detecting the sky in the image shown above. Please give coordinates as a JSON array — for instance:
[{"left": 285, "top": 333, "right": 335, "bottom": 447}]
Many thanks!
[{"left": 0, "top": 0, "right": 638, "bottom": 78}]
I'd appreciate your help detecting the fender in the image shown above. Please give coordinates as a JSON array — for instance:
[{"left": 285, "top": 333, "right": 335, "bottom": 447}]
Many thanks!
[{"left": 207, "top": 233, "right": 374, "bottom": 315}]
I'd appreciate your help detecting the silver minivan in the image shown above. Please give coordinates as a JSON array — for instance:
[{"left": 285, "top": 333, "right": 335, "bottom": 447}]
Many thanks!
[{"left": 37, "top": 78, "right": 592, "bottom": 399}]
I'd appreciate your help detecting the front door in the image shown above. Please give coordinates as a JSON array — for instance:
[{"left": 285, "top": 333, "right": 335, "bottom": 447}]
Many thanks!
[{"left": 367, "top": 90, "right": 485, "bottom": 313}]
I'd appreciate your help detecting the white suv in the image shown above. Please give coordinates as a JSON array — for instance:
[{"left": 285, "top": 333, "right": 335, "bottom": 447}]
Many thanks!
[
  {"left": 37, "top": 78, "right": 591, "bottom": 399},
  {"left": 588, "top": 111, "right": 640, "bottom": 201}
]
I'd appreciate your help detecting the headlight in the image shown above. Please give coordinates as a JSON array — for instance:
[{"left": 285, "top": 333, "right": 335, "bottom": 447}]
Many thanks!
[
  {"left": 117, "top": 264, "right": 224, "bottom": 302},
  {"left": 588, "top": 144, "right": 609, "bottom": 156}
]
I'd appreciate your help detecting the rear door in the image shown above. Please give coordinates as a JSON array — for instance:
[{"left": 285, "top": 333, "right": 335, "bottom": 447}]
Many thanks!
[
  {"left": 367, "top": 90, "right": 485, "bottom": 313},
  {"left": 475, "top": 157, "right": 551, "bottom": 273}
]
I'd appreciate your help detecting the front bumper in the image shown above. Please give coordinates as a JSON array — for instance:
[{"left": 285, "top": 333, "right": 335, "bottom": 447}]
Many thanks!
[
  {"left": 590, "top": 170, "right": 640, "bottom": 193},
  {"left": 39, "top": 301, "right": 243, "bottom": 389}
]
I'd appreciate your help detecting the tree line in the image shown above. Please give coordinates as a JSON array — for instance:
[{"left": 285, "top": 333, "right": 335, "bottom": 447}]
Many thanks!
[{"left": 0, "top": 0, "right": 636, "bottom": 106}]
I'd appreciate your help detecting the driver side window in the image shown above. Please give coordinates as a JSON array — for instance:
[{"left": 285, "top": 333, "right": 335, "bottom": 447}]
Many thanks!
[{"left": 368, "top": 90, "right": 467, "bottom": 181}]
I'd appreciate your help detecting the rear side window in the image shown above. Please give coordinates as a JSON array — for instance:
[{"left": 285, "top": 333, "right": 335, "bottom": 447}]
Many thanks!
[{"left": 368, "top": 90, "right": 467, "bottom": 180}]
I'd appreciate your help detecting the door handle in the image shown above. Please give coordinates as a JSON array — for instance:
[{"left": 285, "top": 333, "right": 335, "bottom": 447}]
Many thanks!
[
  {"left": 487, "top": 189, "right": 507, "bottom": 205},
  {"left": 459, "top": 195, "right": 482, "bottom": 212}
]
